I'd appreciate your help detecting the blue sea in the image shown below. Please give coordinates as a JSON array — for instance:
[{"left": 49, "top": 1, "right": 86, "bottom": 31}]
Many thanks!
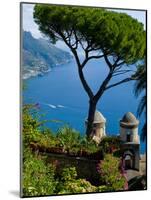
[{"left": 23, "top": 59, "right": 146, "bottom": 153}]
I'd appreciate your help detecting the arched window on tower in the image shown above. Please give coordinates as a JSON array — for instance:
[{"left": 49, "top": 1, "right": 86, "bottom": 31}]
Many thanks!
[{"left": 127, "top": 132, "right": 131, "bottom": 142}]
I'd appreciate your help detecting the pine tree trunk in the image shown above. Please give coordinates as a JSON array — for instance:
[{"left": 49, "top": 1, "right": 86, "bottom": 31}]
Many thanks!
[{"left": 86, "top": 100, "right": 97, "bottom": 138}]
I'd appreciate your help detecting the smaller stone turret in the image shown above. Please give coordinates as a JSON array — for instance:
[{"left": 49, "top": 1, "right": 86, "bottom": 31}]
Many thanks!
[
  {"left": 120, "top": 112, "right": 140, "bottom": 170},
  {"left": 120, "top": 112, "right": 140, "bottom": 144}
]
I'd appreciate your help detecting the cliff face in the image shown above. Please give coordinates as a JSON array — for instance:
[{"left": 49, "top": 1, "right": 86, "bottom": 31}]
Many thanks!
[{"left": 22, "top": 31, "right": 72, "bottom": 79}]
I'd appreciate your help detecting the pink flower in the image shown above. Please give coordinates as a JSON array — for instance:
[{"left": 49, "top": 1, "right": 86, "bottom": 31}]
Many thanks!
[{"left": 124, "top": 180, "right": 128, "bottom": 190}]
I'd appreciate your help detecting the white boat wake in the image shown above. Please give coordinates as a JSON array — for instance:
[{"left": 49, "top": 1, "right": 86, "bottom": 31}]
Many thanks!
[
  {"left": 42, "top": 103, "right": 67, "bottom": 109},
  {"left": 47, "top": 104, "right": 57, "bottom": 109},
  {"left": 41, "top": 103, "right": 86, "bottom": 113},
  {"left": 57, "top": 104, "right": 66, "bottom": 108}
]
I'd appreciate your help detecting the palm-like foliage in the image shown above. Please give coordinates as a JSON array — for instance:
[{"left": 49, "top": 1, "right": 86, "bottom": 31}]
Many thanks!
[{"left": 134, "top": 63, "right": 146, "bottom": 141}]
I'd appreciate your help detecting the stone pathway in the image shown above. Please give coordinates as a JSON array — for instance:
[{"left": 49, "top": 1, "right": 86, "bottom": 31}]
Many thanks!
[
  {"left": 125, "top": 154, "right": 146, "bottom": 181},
  {"left": 125, "top": 169, "right": 140, "bottom": 181}
]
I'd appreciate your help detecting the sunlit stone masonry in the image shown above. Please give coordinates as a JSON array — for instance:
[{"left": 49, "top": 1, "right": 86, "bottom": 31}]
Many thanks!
[
  {"left": 85, "top": 110, "right": 106, "bottom": 144},
  {"left": 120, "top": 112, "right": 140, "bottom": 171},
  {"left": 85, "top": 110, "right": 140, "bottom": 171}
]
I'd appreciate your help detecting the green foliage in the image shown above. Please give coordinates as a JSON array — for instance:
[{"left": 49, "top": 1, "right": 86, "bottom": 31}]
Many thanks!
[
  {"left": 56, "top": 126, "right": 81, "bottom": 152},
  {"left": 134, "top": 64, "right": 146, "bottom": 97},
  {"left": 58, "top": 179, "right": 97, "bottom": 194},
  {"left": 134, "top": 63, "right": 146, "bottom": 141},
  {"left": 22, "top": 105, "right": 42, "bottom": 147},
  {"left": 99, "top": 136, "right": 121, "bottom": 154},
  {"left": 33, "top": 4, "right": 146, "bottom": 139},
  {"left": 98, "top": 154, "right": 126, "bottom": 191},
  {"left": 34, "top": 5, "right": 145, "bottom": 64},
  {"left": 23, "top": 105, "right": 100, "bottom": 155},
  {"left": 23, "top": 149, "right": 57, "bottom": 196},
  {"left": 38, "top": 128, "right": 58, "bottom": 149},
  {"left": 22, "top": 105, "right": 128, "bottom": 196},
  {"left": 22, "top": 105, "right": 57, "bottom": 196},
  {"left": 23, "top": 105, "right": 58, "bottom": 149},
  {"left": 56, "top": 167, "right": 97, "bottom": 194},
  {"left": 80, "top": 137, "right": 100, "bottom": 153},
  {"left": 97, "top": 185, "right": 111, "bottom": 192},
  {"left": 22, "top": 105, "right": 97, "bottom": 196},
  {"left": 61, "top": 167, "right": 78, "bottom": 181},
  {"left": 33, "top": 5, "right": 146, "bottom": 138}
]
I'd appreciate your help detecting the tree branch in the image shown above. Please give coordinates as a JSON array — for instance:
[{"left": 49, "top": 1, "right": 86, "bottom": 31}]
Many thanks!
[
  {"left": 72, "top": 49, "right": 94, "bottom": 98},
  {"left": 104, "top": 53, "right": 113, "bottom": 70},
  {"left": 81, "top": 52, "right": 106, "bottom": 69},
  {"left": 94, "top": 71, "right": 113, "bottom": 102},
  {"left": 105, "top": 77, "right": 137, "bottom": 90},
  {"left": 86, "top": 44, "right": 102, "bottom": 52},
  {"left": 78, "top": 65, "right": 94, "bottom": 99},
  {"left": 58, "top": 31, "right": 94, "bottom": 99},
  {"left": 78, "top": 38, "right": 86, "bottom": 51},
  {"left": 112, "top": 70, "right": 136, "bottom": 77},
  {"left": 116, "top": 61, "right": 125, "bottom": 67},
  {"left": 88, "top": 54, "right": 105, "bottom": 60},
  {"left": 113, "top": 57, "right": 121, "bottom": 68},
  {"left": 72, "top": 30, "right": 79, "bottom": 49},
  {"left": 113, "top": 63, "right": 126, "bottom": 72}
]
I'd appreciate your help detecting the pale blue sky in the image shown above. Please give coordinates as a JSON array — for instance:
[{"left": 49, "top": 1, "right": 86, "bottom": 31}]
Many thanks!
[{"left": 22, "top": 3, "right": 146, "bottom": 51}]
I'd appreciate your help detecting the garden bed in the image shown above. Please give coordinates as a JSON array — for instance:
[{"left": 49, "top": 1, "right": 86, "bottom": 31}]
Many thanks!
[{"left": 29, "top": 142, "right": 103, "bottom": 160}]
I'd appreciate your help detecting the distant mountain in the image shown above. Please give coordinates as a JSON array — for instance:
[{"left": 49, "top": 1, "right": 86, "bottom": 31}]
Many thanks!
[{"left": 22, "top": 31, "right": 72, "bottom": 79}]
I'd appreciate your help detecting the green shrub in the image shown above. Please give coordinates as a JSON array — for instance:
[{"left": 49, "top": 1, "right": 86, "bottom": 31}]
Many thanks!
[
  {"left": 57, "top": 167, "right": 96, "bottom": 194},
  {"left": 58, "top": 179, "right": 97, "bottom": 194},
  {"left": 22, "top": 105, "right": 42, "bottom": 146},
  {"left": 97, "top": 154, "right": 126, "bottom": 191},
  {"left": 38, "top": 129, "right": 58, "bottom": 149},
  {"left": 23, "top": 150, "right": 57, "bottom": 197},
  {"left": 56, "top": 126, "right": 81, "bottom": 151},
  {"left": 23, "top": 105, "right": 58, "bottom": 150},
  {"left": 22, "top": 105, "right": 98, "bottom": 196},
  {"left": 99, "top": 136, "right": 121, "bottom": 154},
  {"left": 61, "top": 167, "right": 77, "bottom": 181},
  {"left": 80, "top": 137, "right": 100, "bottom": 153},
  {"left": 97, "top": 185, "right": 111, "bottom": 192},
  {"left": 22, "top": 105, "right": 126, "bottom": 195}
]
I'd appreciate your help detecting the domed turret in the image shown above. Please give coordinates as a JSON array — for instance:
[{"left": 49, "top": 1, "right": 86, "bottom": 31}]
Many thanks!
[
  {"left": 120, "top": 112, "right": 139, "bottom": 127},
  {"left": 85, "top": 110, "right": 106, "bottom": 144},
  {"left": 93, "top": 110, "right": 106, "bottom": 123},
  {"left": 120, "top": 112, "right": 140, "bottom": 144},
  {"left": 119, "top": 112, "right": 140, "bottom": 171}
]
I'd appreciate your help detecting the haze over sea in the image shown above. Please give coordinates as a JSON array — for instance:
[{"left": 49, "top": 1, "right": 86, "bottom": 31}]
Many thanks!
[{"left": 23, "top": 58, "right": 146, "bottom": 153}]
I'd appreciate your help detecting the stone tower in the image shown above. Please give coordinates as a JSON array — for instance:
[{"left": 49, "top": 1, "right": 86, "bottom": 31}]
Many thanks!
[
  {"left": 120, "top": 112, "right": 140, "bottom": 170},
  {"left": 85, "top": 110, "right": 106, "bottom": 144}
]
